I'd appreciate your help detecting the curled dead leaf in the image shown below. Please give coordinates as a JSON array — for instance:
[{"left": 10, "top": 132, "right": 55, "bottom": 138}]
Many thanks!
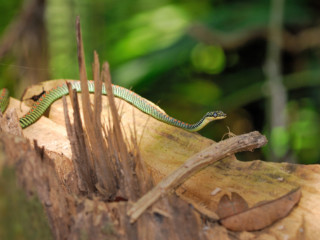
[
  {"left": 216, "top": 192, "right": 248, "bottom": 219},
  {"left": 217, "top": 188, "right": 301, "bottom": 231}
]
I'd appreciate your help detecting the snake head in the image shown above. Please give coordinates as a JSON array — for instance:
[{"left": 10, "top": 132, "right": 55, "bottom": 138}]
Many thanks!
[{"left": 205, "top": 111, "right": 227, "bottom": 120}]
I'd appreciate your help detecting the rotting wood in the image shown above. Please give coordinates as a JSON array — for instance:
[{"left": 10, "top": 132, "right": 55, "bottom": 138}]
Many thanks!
[
  {"left": 74, "top": 19, "right": 119, "bottom": 199},
  {"left": 0, "top": 55, "right": 214, "bottom": 240},
  {"left": 93, "top": 51, "right": 102, "bottom": 128},
  {"left": 0, "top": 130, "right": 209, "bottom": 239},
  {"left": 127, "top": 131, "right": 267, "bottom": 223},
  {"left": 0, "top": 133, "right": 72, "bottom": 240},
  {"left": 0, "top": 108, "right": 23, "bottom": 136},
  {"left": 0, "top": 79, "right": 209, "bottom": 240},
  {"left": 64, "top": 25, "right": 213, "bottom": 239},
  {"left": 102, "top": 62, "right": 142, "bottom": 200},
  {"left": 3, "top": 88, "right": 320, "bottom": 239},
  {"left": 63, "top": 90, "right": 95, "bottom": 194}
]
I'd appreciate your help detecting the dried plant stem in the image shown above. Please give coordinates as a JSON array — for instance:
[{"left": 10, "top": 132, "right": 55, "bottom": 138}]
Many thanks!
[{"left": 128, "top": 131, "right": 268, "bottom": 223}]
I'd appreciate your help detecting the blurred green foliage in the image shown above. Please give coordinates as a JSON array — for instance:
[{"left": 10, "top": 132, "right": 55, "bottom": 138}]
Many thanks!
[
  {"left": 1, "top": 0, "right": 320, "bottom": 165},
  {"left": 191, "top": 44, "right": 226, "bottom": 74},
  {"left": 288, "top": 100, "right": 320, "bottom": 164}
]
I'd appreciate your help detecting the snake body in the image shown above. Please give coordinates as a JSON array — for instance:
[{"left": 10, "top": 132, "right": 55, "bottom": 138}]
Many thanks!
[{"left": 0, "top": 81, "right": 226, "bottom": 131}]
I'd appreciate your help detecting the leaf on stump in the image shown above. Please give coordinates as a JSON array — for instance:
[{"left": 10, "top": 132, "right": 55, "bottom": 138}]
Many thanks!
[
  {"left": 216, "top": 192, "right": 249, "bottom": 219},
  {"left": 217, "top": 188, "right": 301, "bottom": 231}
]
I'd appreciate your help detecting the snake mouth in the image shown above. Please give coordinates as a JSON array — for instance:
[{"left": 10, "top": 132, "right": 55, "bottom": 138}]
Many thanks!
[{"left": 217, "top": 115, "right": 226, "bottom": 120}]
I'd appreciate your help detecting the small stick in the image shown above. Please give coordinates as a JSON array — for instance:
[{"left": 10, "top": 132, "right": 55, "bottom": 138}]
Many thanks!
[{"left": 127, "top": 131, "right": 267, "bottom": 223}]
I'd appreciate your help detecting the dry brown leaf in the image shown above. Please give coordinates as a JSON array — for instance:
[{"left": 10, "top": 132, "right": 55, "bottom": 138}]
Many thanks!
[
  {"left": 218, "top": 188, "right": 301, "bottom": 231},
  {"left": 216, "top": 192, "right": 249, "bottom": 219}
]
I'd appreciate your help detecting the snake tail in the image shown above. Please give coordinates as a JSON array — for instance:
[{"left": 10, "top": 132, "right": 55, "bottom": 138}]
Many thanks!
[{"left": 0, "top": 88, "right": 9, "bottom": 114}]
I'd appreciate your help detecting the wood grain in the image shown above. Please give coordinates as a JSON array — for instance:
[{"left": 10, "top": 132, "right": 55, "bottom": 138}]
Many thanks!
[{"left": 4, "top": 79, "right": 320, "bottom": 239}]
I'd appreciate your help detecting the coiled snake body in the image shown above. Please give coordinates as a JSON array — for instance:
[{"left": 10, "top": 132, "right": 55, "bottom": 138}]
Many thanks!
[{"left": 0, "top": 81, "right": 226, "bottom": 131}]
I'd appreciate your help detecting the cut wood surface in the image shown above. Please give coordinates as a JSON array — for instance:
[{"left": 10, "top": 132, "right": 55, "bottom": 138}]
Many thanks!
[{"left": 3, "top": 79, "right": 320, "bottom": 239}]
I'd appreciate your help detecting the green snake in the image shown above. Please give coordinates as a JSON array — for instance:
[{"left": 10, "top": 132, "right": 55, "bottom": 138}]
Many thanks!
[{"left": 0, "top": 81, "right": 226, "bottom": 131}]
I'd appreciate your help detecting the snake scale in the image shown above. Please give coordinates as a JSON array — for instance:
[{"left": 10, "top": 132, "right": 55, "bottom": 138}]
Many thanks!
[{"left": 0, "top": 81, "right": 226, "bottom": 131}]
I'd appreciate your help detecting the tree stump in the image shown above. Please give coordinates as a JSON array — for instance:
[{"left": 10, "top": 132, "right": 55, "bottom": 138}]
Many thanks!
[{"left": 0, "top": 80, "right": 319, "bottom": 240}]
